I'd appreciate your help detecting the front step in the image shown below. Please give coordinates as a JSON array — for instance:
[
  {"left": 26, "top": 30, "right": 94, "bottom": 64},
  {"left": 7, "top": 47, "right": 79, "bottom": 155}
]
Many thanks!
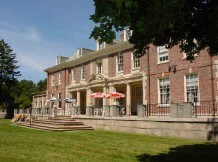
[{"left": 12, "top": 117, "right": 93, "bottom": 131}]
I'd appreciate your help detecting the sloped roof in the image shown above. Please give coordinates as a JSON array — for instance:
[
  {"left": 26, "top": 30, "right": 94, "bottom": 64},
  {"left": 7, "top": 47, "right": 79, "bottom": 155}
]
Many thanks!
[{"left": 44, "top": 41, "right": 133, "bottom": 73}]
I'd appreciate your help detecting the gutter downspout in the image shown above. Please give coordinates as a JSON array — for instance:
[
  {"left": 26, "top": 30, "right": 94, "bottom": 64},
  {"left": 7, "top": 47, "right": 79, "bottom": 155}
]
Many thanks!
[
  {"left": 147, "top": 47, "right": 150, "bottom": 117},
  {"left": 210, "top": 56, "right": 215, "bottom": 117}
]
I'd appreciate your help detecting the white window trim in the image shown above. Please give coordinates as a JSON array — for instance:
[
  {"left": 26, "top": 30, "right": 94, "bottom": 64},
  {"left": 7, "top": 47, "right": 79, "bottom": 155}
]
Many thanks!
[
  {"left": 116, "top": 52, "right": 124, "bottom": 73},
  {"left": 71, "top": 69, "right": 76, "bottom": 82},
  {"left": 124, "top": 29, "right": 133, "bottom": 41},
  {"left": 81, "top": 65, "right": 85, "bottom": 80},
  {"left": 58, "top": 92, "right": 62, "bottom": 108},
  {"left": 96, "top": 42, "right": 106, "bottom": 51},
  {"left": 51, "top": 74, "right": 55, "bottom": 86},
  {"left": 184, "top": 74, "right": 200, "bottom": 104},
  {"left": 96, "top": 62, "right": 102, "bottom": 74},
  {"left": 58, "top": 71, "right": 62, "bottom": 85},
  {"left": 131, "top": 53, "right": 140, "bottom": 70},
  {"left": 157, "top": 46, "right": 169, "bottom": 64},
  {"left": 158, "top": 78, "right": 170, "bottom": 106},
  {"left": 182, "top": 52, "right": 198, "bottom": 59}
]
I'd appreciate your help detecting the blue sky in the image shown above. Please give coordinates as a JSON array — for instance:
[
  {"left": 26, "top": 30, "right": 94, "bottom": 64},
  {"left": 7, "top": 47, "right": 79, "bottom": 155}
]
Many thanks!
[{"left": 0, "top": 0, "right": 96, "bottom": 83}]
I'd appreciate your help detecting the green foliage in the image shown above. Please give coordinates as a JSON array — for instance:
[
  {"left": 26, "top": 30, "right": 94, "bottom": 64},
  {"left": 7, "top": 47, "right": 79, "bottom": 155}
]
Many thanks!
[
  {"left": 90, "top": 0, "right": 218, "bottom": 60},
  {"left": 12, "top": 79, "right": 46, "bottom": 109},
  {"left": 36, "top": 78, "right": 47, "bottom": 92},
  {"left": 13, "top": 80, "right": 36, "bottom": 109},
  {"left": 0, "top": 39, "right": 20, "bottom": 117}
]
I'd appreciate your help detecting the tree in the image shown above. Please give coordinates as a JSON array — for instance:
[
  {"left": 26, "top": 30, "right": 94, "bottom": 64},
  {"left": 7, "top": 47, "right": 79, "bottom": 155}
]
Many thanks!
[
  {"left": 90, "top": 0, "right": 218, "bottom": 60},
  {"left": 0, "top": 39, "right": 20, "bottom": 118},
  {"left": 13, "top": 80, "right": 36, "bottom": 109},
  {"left": 36, "top": 79, "right": 47, "bottom": 92}
]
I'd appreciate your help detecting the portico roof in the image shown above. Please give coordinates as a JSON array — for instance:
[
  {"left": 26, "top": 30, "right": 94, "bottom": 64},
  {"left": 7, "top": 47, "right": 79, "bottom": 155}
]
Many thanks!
[{"left": 44, "top": 41, "right": 133, "bottom": 73}]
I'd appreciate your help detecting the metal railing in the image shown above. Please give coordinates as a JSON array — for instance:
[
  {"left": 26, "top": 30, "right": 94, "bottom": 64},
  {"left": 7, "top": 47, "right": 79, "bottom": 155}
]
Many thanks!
[
  {"left": 146, "top": 104, "right": 170, "bottom": 117},
  {"left": 193, "top": 101, "right": 218, "bottom": 117}
]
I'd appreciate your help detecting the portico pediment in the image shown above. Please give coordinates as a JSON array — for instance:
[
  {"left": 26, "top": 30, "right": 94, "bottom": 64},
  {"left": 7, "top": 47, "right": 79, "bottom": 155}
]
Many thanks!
[{"left": 87, "top": 74, "right": 108, "bottom": 83}]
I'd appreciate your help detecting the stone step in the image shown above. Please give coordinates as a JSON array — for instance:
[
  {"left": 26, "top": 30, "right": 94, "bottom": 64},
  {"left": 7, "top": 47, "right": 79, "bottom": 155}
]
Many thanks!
[
  {"left": 12, "top": 116, "right": 93, "bottom": 132},
  {"left": 33, "top": 120, "right": 83, "bottom": 125},
  {"left": 13, "top": 122, "right": 93, "bottom": 131}
]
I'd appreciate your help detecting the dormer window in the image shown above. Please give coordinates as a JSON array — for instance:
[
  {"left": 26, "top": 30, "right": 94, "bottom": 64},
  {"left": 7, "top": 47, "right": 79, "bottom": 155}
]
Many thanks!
[
  {"left": 124, "top": 29, "right": 132, "bottom": 41},
  {"left": 77, "top": 49, "right": 83, "bottom": 58},
  {"left": 96, "top": 41, "right": 106, "bottom": 51}
]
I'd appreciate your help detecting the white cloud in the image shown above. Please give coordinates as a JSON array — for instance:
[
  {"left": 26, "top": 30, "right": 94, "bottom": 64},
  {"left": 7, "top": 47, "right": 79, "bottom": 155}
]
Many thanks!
[
  {"left": 0, "top": 21, "right": 42, "bottom": 43},
  {"left": 0, "top": 21, "right": 79, "bottom": 82},
  {"left": 0, "top": 22, "right": 54, "bottom": 81}
]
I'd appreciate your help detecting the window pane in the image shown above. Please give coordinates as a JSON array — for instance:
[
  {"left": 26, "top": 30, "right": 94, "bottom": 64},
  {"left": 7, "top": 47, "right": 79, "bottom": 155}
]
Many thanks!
[
  {"left": 159, "top": 78, "right": 170, "bottom": 104},
  {"left": 186, "top": 74, "right": 199, "bottom": 102}
]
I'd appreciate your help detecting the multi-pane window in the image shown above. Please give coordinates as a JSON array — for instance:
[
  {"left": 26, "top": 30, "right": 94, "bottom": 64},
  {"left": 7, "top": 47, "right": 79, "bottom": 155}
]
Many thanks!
[
  {"left": 117, "top": 53, "right": 123, "bottom": 72},
  {"left": 158, "top": 46, "right": 168, "bottom": 63},
  {"left": 58, "top": 71, "right": 62, "bottom": 84},
  {"left": 81, "top": 65, "right": 85, "bottom": 80},
  {"left": 126, "top": 29, "right": 132, "bottom": 40},
  {"left": 71, "top": 69, "right": 76, "bottom": 81},
  {"left": 159, "top": 78, "right": 170, "bottom": 104},
  {"left": 97, "top": 42, "right": 105, "bottom": 50},
  {"left": 133, "top": 54, "right": 140, "bottom": 68},
  {"left": 58, "top": 93, "right": 62, "bottom": 108},
  {"left": 51, "top": 74, "right": 55, "bottom": 86},
  {"left": 97, "top": 62, "right": 102, "bottom": 74},
  {"left": 186, "top": 74, "right": 199, "bottom": 102},
  {"left": 78, "top": 49, "right": 83, "bottom": 57}
]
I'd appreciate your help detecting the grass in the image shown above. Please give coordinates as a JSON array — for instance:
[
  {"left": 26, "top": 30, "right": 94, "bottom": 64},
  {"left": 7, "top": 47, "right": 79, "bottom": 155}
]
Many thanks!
[{"left": 0, "top": 119, "right": 218, "bottom": 162}]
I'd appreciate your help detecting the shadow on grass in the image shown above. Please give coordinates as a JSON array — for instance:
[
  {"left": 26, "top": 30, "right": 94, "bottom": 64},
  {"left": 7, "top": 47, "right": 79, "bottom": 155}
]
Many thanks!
[{"left": 137, "top": 143, "right": 218, "bottom": 162}]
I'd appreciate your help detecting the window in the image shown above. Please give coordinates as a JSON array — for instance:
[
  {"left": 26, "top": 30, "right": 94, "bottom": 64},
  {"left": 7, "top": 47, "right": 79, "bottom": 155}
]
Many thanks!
[
  {"left": 117, "top": 53, "right": 123, "bottom": 72},
  {"left": 58, "top": 71, "right": 62, "bottom": 84},
  {"left": 72, "top": 69, "right": 76, "bottom": 81},
  {"left": 78, "top": 49, "right": 83, "bottom": 58},
  {"left": 97, "top": 42, "right": 105, "bottom": 50},
  {"left": 97, "top": 62, "right": 102, "bottom": 74},
  {"left": 159, "top": 78, "right": 170, "bottom": 104},
  {"left": 158, "top": 46, "right": 168, "bottom": 63},
  {"left": 182, "top": 39, "right": 198, "bottom": 59},
  {"left": 58, "top": 93, "right": 62, "bottom": 108},
  {"left": 125, "top": 29, "right": 132, "bottom": 41},
  {"left": 185, "top": 74, "right": 199, "bottom": 102},
  {"left": 51, "top": 75, "right": 55, "bottom": 86},
  {"left": 133, "top": 54, "right": 140, "bottom": 68},
  {"left": 39, "top": 101, "right": 42, "bottom": 108},
  {"left": 81, "top": 65, "right": 85, "bottom": 80}
]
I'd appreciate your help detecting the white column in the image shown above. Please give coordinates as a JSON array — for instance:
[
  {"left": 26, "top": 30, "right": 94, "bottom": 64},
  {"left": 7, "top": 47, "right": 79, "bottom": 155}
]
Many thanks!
[
  {"left": 77, "top": 90, "right": 81, "bottom": 115},
  {"left": 109, "top": 85, "right": 116, "bottom": 105},
  {"left": 143, "top": 75, "right": 147, "bottom": 105},
  {"left": 86, "top": 88, "right": 92, "bottom": 106},
  {"left": 103, "top": 86, "right": 108, "bottom": 106},
  {"left": 126, "top": 82, "right": 131, "bottom": 116},
  {"left": 86, "top": 88, "right": 92, "bottom": 116}
]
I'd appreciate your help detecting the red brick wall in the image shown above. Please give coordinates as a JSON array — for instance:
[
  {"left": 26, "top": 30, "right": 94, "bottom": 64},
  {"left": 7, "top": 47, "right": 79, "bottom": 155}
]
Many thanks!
[
  {"left": 108, "top": 54, "right": 116, "bottom": 77},
  {"left": 123, "top": 50, "right": 132, "bottom": 75},
  {"left": 145, "top": 44, "right": 214, "bottom": 104}
]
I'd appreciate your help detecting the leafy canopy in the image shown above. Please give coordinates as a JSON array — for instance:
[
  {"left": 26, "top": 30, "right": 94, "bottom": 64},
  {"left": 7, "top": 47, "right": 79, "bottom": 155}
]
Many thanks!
[
  {"left": 0, "top": 39, "right": 20, "bottom": 108},
  {"left": 90, "top": 0, "right": 218, "bottom": 60}
]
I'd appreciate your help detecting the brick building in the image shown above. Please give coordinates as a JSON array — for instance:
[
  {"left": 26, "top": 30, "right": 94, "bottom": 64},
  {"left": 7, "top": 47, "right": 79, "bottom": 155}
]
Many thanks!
[{"left": 42, "top": 29, "right": 218, "bottom": 117}]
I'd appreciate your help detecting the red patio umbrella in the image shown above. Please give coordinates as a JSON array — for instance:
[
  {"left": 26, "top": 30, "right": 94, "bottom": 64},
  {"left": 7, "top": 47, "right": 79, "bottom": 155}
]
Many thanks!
[
  {"left": 90, "top": 92, "right": 106, "bottom": 98},
  {"left": 107, "top": 92, "right": 125, "bottom": 98}
]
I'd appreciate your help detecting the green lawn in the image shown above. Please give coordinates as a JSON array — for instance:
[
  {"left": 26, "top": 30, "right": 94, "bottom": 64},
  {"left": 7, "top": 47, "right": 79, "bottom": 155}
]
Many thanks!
[{"left": 0, "top": 119, "right": 217, "bottom": 162}]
